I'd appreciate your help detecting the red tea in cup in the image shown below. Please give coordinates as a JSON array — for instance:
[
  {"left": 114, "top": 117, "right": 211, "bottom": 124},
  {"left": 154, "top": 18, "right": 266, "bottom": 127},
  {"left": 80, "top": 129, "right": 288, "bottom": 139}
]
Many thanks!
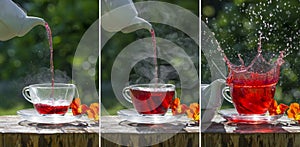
[
  {"left": 229, "top": 82, "right": 276, "bottom": 115},
  {"left": 123, "top": 84, "right": 175, "bottom": 115},
  {"left": 221, "top": 37, "right": 285, "bottom": 115},
  {"left": 130, "top": 88, "right": 175, "bottom": 115},
  {"left": 222, "top": 51, "right": 282, "bottom": 115},
  {"left": 22, "top": 83, "right": 76, "bottom": 116},
  {"left": 34, "top": 100, "right": 70, "bottom": 115}
]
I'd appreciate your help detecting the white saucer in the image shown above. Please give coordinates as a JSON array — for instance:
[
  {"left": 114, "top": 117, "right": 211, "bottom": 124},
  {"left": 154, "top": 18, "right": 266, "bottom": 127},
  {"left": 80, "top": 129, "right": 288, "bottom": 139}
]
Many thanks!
[
  {"left": 117, "top": 109, "right": 186, "bottom": 124},
  {"left": 218, "top": 109, "right": 283, "bottom": 124},
  {"left": 17, "top": 109, "right": 82, "bottom": 124}
]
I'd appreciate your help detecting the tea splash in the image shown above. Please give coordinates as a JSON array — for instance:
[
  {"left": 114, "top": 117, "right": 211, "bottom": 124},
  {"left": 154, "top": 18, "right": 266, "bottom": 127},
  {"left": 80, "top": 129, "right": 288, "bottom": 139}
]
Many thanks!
[{"left": 223, "top": 37, "right": 285, "bottom": 115}]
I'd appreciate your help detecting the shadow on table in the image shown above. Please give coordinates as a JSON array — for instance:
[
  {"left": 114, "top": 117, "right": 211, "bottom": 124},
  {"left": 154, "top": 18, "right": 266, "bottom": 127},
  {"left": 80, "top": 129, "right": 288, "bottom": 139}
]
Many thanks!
[
  {"left": 18, "top": 120, "right": 99, "bottom": 131},
  {"left": 119, "top": 120, "right": 186, "bottom": 133},
  {"left": 204, "top": 122, "right": 288, "bottom": 133}
]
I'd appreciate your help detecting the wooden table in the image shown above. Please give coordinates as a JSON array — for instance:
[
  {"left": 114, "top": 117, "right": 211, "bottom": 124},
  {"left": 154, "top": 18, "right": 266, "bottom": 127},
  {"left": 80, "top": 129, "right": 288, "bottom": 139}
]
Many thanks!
[
  {"left": 101, "top": 116, "right": 199, "bottom": 146},
  {"left": 0, "top": 116, "right": 99, "bottom": 146},
  {"left": 202, "top": 110, "right": 300, "bottom": 147}
]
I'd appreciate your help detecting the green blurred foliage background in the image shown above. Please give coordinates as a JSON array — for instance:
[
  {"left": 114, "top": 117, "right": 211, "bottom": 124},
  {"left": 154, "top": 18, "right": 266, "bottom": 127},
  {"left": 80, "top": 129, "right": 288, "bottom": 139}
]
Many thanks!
[
  {"left": 202, "top": 0, "right": 300, "bottom": 107},
  {"left": 0, "top": 0, "right": 98, "bottom": 115},
  {"left": 3, "top": 0, "right": 298, "bottom": 116}
]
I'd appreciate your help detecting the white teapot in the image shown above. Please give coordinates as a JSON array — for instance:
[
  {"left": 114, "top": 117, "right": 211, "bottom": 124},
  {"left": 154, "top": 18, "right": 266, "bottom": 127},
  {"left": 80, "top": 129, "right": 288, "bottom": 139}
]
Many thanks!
[
  {"left": 0, "top": 0, "right": 45, "bottom": 41},
  {"left": 201, "top": 79, "right": 226, "bottom": 110},
  {"left": 101, "top": 0, "right": 152, "bottom": 33},
  {"left": 201, "top": 79, "right": 226, "bottom": 128}
]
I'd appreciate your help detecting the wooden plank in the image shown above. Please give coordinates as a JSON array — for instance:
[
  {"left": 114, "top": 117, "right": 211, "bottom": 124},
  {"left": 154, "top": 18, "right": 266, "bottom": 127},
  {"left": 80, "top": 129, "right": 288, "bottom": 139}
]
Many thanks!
[
  {"left": 101, "top": 116, "right": 199, "bottom": 146},
  {"left": 0, "top": 115, "right": 199, "bottom": 146},
  {"left": 102, "top": 133, "right": 199, "bottom": 147},
  {"left": 201, "top": 133, "right": 300, "bottom": 147},
  {"left": 0, "top": 133, "right": 99, "bottom": 147},
  {"left": 0, "top": 115, "right": 99, "bottom": 146}
]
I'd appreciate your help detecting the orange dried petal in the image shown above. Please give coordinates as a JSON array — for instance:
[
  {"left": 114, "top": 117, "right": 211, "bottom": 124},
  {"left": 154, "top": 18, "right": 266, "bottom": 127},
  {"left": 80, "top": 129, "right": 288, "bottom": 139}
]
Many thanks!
[
  {"left": 268, "top": 99, "right": 278, "bottom": 116},
  {"left": 268, "top": 99, "right": 288, "bottom": 115},
  {"left": 287, "top": 103, "right": 300, "bottom": 119},
  {"left": 179, "top": 104, "right": 189, "bottom": 114},
  {"left": 87, "top": 111, "right": 99, "bottom": 121},
  {"left": 70, "top": 98, "right": 81, "bottom": 109},
  {"left": 70, "top": 98, "right": 82, "bottom": 115},
  {"left": 79, "top": 104, "right": 89, "bottom": 114},
  {"left": 87, "top": 103, "right": 99, "bottom": 121},
  {"left": 295, "top": 114, "right": 300, "bottom": 121},
  {"left": 194, "top": 113, "right": 200, "bottom": 121},
  {"left": 173, "top": 104, "right": 188, "bottom": 115},
  {"left": 170, "top": 98, "right": 180, "bottom": 114},
  {"left": 186, "top": 109, "right": 199, "bottom": 121},
  {"left": 276, "top": 103, "right": 289, "bottom": 115},
  {"left": 186, "top": 103, "right": 200, "bottom": 122},
  {"left": 189, "top": 103, "right": 200, "bottom": 113},
  {"left": 90, "top": 103, "right": 99, "bottom": 112},
  {"left": 186, "top": 109, "right": 193, "bottom": 119}
]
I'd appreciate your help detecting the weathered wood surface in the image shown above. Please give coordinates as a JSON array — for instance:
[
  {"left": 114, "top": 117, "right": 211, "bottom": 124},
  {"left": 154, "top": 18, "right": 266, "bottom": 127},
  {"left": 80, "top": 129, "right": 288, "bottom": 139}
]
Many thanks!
[
  {"left": 0, "top": 116, "right": 99, "bottom": 147},
  {"left": 101, "top": 116, "right": 199, "bottom": 146},
  {"left": 202, "top": 110, "right": 300, "bottom": 147}
]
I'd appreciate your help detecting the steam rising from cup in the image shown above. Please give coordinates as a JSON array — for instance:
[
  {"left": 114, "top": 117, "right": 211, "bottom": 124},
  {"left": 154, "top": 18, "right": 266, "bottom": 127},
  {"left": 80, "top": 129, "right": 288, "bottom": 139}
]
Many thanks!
[{"left": 24, "top": 67, "right": 71, "bottom": 85}]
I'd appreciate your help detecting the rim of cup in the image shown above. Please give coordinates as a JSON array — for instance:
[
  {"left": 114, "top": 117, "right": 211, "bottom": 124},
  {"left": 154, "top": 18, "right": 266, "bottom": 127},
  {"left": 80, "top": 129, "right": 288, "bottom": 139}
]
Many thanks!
[
  {"left": 26, "top": 83, "right": 76, "bottom": 88},
  {"left": 126, "top": 83, "right": 175, "bottom": 91},
  {"left": 126, "top": 83, "right": 175, "bottom": 87}
]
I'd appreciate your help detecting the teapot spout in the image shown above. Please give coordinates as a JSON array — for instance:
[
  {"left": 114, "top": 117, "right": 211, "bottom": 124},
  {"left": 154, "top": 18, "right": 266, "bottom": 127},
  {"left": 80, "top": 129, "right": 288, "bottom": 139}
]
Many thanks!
[
  {"left": 121, "top": 17, "right": 152, "bottom": 33},
  {"left": 18, "top": 16, "right": 45, "bottom": 37}
]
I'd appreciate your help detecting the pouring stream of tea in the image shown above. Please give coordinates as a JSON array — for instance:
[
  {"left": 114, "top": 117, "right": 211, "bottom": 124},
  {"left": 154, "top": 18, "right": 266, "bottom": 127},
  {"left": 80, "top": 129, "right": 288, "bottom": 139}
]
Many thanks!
[
  {"left": 45, "top": 22, "right": 55, "bottom": 96},
  {"left": 150, "top": 29, "right": 158, "bottom": 85},
  {"left": 36, "top": 22, "right": 76, "bottom": 112}
]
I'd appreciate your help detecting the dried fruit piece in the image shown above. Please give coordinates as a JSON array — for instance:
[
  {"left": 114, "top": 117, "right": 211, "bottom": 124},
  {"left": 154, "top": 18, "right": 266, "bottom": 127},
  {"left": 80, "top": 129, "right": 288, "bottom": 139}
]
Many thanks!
[
  {"left": 186, "top": 103, "right": 200, "bottom": 122},
  {"left": 268, "top": 99, "right": 288, "bottom": 116},
  {"left": 287, "top": 103, "right": 300, "bottom": 121},
  {"left": 70, "top": 98, "right": 82, "bottom": 115},
  {"left": 87, "top": 103, "right": 99, "bottom": 121},
  {"left": 170, "top": 98, "right": 188, "bottom": 115}
]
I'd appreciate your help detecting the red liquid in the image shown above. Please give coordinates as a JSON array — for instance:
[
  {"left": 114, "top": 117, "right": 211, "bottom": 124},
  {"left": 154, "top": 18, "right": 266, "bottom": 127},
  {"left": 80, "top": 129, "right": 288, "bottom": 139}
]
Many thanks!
[
  {"left": 223, "top": 35, "right": 284, "bottom": 115},
  {"left": 34, "top": 103, "right": 69, "bottom": 115},
  {"left": 231, "top": 83, "right": 276, "bottom": 114},
  {"left": 150, "top": 29, "right": 158, "bottom": 84},
  {"left": 45, "top": 22, "right": 55, "bottom": 89},
  {"left": 130, "top": 88, "right": 174, "bottom": 115}
]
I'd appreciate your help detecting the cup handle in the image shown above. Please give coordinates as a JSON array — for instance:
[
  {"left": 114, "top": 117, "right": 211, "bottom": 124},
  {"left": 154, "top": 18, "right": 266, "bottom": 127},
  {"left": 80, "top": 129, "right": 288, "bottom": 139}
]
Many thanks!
[
  {"left": 222, "top": 86, "right": 233, "bottom": 103},
  {"left": 122, "top": 87, "right": 132, "bottom": 103},
  {"left": 22, "top": 86, "right": 33, "bottom": 103}
]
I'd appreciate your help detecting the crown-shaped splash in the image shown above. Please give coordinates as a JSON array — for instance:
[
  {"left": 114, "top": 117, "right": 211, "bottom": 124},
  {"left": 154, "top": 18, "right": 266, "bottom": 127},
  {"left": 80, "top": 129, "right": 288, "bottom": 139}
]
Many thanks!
[
  {"left": 221, "top": 35, "right": 286, "bottom": 115},
  {"left": 223, "top": 35, "right": 285, "bottom": 86}
]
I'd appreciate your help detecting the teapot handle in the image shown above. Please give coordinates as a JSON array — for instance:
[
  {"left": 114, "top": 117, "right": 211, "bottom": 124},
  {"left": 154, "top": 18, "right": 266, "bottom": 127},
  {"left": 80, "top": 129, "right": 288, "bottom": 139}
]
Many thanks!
[{"left": 222, "top": 86, "right": 232, "bottom": 103}]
